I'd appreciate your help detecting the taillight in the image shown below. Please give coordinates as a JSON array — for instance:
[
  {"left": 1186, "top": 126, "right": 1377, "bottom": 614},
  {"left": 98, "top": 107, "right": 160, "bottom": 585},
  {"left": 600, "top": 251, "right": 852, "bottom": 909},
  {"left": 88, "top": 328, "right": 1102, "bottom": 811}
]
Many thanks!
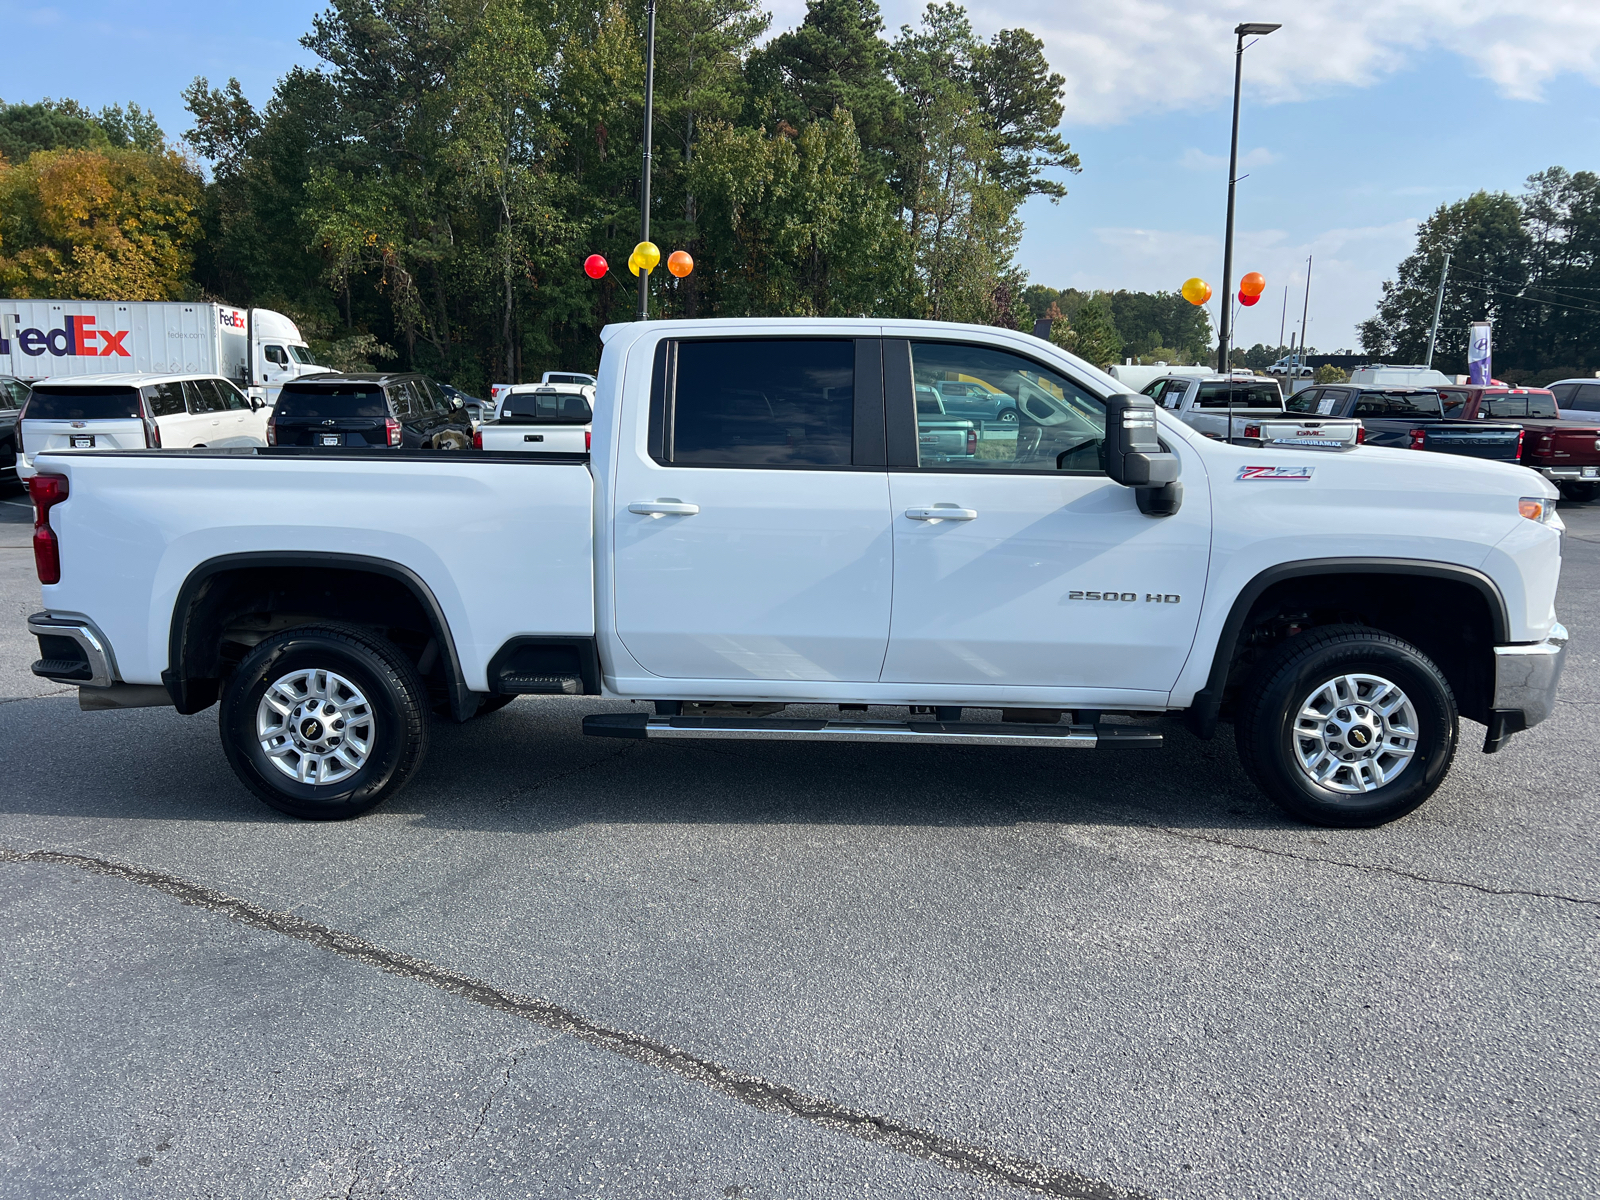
[
  {"left": 585, "top": 430, "right": 592, "bottom": 451},
  {"left": 386, "top": 418, "right": 403, "bottom": 447},
  {"left": 1243, "top": 422, "right": 1261, "bottom": 439},
  {"left": 266, "top": 416, "right": 276, "bottom": 446},
  {"left": 471, "top": 428, "right": 482, "bottom": 450},
  {"left": 29, "top": 473, "right": 68, "bottom": 584},
  {"left": 1409, "top": 428, "right": 1427, "bottom": 450},
  {"left": 1355, "top": 427, "right": 1366, "bottom": 444},
  {"left": 14, "top": 396, "right": 27, "bottom": 454},
  {"left": 144, "top": 418, "right": 162, "bottom": 448},
  {"left": 1516, "top": 428, "right": 1526, "bottom": 457},
  {"left": 966, "top": 428, "right": 977, "bottom": 456}
]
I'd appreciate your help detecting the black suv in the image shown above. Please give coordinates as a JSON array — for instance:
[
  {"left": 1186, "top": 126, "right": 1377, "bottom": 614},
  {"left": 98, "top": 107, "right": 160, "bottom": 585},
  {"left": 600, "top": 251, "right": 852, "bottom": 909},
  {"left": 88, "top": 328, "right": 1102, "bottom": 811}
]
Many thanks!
[
  {"left": 0, "top": 375, "right": 28, "bottom": 478},
  {"left": 269, "top": 373, "right": 473, "bottom": 450}
]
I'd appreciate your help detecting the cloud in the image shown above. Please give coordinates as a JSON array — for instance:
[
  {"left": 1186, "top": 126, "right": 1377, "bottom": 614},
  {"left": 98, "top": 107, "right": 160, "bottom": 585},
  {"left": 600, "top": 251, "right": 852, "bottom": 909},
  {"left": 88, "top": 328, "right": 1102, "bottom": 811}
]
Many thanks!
[
  {"left": 1179, "top": 146, "right": 1278, "bottom": 172},
  {"left": 762, "top": 0, "right": 1600, "bottom": 126}
]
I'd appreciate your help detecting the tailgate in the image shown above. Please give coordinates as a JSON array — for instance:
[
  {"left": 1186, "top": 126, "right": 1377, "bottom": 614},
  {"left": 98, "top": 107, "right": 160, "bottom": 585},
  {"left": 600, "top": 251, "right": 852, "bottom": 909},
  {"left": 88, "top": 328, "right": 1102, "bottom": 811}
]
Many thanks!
[
  {"left": 1539, "top": 427, "right": 1600, "bottom": 470},
  {"left": 1423, "top": 426, "right": 1523, "bottom": 460},
  {"left": 481, "top": 424, "right": 589, "bottom": 453},
  {"left": 1256, "top": 418, "right": 1360, "bottom": 448},
  {"left": 22, "top": 418, "right": 145, "bottom": 459}
]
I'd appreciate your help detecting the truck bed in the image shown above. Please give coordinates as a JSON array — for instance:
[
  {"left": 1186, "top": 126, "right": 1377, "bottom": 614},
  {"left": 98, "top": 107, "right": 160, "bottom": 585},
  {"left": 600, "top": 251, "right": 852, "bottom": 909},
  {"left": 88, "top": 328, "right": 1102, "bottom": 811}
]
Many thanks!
[{"left": 31, "top": 447, "right": 594, "bottom": 692}]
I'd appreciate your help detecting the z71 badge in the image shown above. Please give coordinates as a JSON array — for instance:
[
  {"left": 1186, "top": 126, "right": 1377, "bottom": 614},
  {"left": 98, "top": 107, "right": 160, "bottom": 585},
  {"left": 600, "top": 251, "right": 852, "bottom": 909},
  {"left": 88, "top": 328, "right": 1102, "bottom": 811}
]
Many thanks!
[{"left": 1237, "top": 465, "right": 1314, "bottom": 481}]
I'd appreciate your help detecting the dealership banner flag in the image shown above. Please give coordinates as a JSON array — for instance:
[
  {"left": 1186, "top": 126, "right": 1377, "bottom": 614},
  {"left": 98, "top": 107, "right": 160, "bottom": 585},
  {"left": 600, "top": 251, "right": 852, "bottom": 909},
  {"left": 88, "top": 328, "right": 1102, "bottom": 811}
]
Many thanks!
[{"left": 1468, "top": 321, "right": 1491, "bottom": 385}]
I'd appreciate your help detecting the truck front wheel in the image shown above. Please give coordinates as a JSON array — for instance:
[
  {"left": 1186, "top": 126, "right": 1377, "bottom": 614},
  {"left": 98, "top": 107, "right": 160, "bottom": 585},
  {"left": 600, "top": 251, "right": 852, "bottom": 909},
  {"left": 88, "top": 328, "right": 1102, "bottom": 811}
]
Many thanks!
[
  {"left": 219, "top": 623, "right": 430, "bottom": 820},
  {"left": 1234, "top": 626, "right": 1457, "bottom": 827}
]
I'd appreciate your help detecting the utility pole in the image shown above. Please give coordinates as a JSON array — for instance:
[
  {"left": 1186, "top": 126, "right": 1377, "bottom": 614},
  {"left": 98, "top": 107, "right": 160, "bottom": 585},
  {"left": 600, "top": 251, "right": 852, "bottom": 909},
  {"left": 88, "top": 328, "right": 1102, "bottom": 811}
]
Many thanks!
[
  {"left": 1217, "top": 21, "right": 1281, "bottom": 373},
  {"left": 1424, "top": 252, "right": 1451, "bottom": 369},
  {"left": 1278, "top": 285, "right": 1288, "bottom": 354},
  {"left": 1297, "top": 254, "right": 1313, "bottom": 374},
  {"left": 637, "top": 0, "right": 658, "bottom": 321}
]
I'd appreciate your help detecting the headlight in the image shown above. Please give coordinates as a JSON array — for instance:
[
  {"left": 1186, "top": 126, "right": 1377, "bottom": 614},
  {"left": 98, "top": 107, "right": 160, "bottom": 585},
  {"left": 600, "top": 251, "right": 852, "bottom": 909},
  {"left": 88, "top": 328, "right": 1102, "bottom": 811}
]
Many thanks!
[{"left": 1519, "top": 497, "right": 1561, "bottom": 525}]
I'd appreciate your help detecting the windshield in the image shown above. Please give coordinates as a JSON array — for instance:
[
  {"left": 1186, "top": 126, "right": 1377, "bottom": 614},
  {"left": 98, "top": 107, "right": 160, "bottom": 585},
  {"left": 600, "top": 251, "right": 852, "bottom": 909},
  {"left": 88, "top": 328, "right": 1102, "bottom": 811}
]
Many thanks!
[
  {"left": 1352, "top": 390, "right": 1443, "bottom": 418},
  {"left": 275, "top": 384, "right": 388, "bottom": 419},
  {"left": 287, "top": 346, "right": 318, "bottom": 365},
  {"left": 1194, "top": 383, "right": 1282, "bottom": 409},
  {"left": 24, "top": 386, "right": 141, "bottom": 421}
]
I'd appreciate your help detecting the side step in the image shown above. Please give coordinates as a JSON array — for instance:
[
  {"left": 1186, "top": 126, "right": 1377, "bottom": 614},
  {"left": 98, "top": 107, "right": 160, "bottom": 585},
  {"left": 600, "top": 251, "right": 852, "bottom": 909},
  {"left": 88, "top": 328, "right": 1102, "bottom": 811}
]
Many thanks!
[
  {"left": 498, "top": 674, "right": 583, "bottom": 695},
  {"left": 582, "top": 713, "right": 1161, "bottom": 749}
]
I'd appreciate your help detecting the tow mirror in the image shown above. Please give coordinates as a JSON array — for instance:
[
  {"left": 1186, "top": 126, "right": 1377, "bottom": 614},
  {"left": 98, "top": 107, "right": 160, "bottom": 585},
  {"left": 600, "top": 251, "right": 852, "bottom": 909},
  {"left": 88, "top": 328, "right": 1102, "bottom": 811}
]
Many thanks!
[{"left": 1103, "top": 393, "right": 1183, "bottom": 517}]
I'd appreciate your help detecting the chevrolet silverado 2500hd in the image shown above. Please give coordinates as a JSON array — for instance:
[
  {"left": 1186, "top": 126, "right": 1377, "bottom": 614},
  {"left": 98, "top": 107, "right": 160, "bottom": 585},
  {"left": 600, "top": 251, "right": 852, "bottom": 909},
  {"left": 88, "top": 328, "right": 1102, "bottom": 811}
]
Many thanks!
[{"left": 25, "top": 319, "right": 1568, "bottom": 828}]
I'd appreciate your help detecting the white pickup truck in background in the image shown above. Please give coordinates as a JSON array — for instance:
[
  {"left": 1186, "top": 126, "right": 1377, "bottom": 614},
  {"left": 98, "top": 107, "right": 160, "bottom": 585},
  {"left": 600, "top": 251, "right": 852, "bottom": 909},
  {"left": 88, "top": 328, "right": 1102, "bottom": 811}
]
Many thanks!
[
  {"left": 1144, "top": 373, "right": 1363, "bottom": 448},
  {"left": 472, "top": 384, "right": 593, "bottom": 453},
  {"left": 24, "top": 318, "right": 1567, "bottom": 832}
]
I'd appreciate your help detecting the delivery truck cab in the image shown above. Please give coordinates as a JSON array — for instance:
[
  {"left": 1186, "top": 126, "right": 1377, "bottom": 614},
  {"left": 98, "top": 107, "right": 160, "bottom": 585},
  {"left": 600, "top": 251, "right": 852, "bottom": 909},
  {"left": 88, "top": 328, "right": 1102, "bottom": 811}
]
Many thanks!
[{"left": 0, "top": 301, "right": 328, "bottom": 404}]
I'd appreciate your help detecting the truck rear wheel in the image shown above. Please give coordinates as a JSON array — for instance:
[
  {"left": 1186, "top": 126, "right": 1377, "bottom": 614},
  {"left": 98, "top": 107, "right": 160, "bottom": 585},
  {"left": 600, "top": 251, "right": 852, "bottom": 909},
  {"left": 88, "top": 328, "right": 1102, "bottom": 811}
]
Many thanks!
[
  {"left": 219, "top": 623, "right": 430, "bottom": 820},
  {"left": 1234, "top": 626, "right": 1457, "bottom": 827}
]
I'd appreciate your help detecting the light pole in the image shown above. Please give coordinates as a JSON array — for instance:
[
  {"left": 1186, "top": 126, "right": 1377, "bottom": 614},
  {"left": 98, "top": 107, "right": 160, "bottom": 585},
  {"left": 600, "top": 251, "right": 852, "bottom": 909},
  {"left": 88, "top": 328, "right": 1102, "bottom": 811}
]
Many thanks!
[
  {"left": 1217, "top": 20, "right": 1280, "bottom": 373},
  {"left": 637, "top": 0, "right": 658, "bottom": 321}
]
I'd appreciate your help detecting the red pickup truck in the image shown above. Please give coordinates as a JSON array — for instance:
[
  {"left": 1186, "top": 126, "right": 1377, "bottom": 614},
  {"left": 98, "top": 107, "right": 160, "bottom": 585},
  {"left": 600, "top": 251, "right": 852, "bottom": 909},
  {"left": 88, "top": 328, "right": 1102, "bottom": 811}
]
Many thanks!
[{"left": 1439, "top": 385, "right": 1600, "bottom": 501}]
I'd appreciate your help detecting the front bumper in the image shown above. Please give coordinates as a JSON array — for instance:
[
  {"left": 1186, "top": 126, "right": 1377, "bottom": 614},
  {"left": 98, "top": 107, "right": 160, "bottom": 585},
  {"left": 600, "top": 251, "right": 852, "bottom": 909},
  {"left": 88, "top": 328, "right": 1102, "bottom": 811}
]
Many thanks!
[{"left": 1484, "top": 622, "right": 1568, "bottom": 752}]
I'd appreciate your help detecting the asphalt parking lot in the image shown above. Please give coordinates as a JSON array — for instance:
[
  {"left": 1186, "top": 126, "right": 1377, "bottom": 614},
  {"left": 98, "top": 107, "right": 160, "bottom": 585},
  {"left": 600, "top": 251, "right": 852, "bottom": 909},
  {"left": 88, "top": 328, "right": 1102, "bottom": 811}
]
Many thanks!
[{"left": 1, "top": 482, "right": 1596, "bottom": 1200}]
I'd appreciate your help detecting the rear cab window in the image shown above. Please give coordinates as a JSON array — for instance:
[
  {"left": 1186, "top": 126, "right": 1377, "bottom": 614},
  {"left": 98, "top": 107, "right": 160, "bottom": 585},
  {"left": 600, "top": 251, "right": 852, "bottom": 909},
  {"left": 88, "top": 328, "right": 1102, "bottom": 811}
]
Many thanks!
[
  {"left": 501, "top": 391, "right": 593, "bottom": 424},
  {"left": 1485, "top": 392, "right": 1557, "bottom": 419},
  {"left": 1194, "top": 382, "right": 1282, "bottom": 409},
  {"left": 23, "top": 386, "right": 142, "bottom": 421},
  {"left": 1352, "top": 390, "right": 1443, "bottom": 418},
  {"left": 276, "top": 384, "right": 391, "bottom": 419}
]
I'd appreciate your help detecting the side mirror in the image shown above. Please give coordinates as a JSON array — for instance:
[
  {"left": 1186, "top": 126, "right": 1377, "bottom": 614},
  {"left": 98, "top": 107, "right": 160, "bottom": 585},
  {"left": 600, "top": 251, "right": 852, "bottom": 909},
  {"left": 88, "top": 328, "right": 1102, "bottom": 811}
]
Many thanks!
[
  {"left": 452, "top": 396, "right": 464, "bottom": 409},
  {"left": 250, "top": 398, "right": 263, "bottom": 411},
  {"left": 1103, "top": 393, "right": 1183, "bottom": 517}
]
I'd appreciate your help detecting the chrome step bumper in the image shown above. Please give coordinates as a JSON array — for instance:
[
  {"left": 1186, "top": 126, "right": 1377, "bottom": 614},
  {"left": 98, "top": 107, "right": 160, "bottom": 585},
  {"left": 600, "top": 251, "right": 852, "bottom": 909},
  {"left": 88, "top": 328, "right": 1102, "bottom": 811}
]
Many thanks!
[{"left": 582, "top": 713, "right": 1162, "bottom": 748}]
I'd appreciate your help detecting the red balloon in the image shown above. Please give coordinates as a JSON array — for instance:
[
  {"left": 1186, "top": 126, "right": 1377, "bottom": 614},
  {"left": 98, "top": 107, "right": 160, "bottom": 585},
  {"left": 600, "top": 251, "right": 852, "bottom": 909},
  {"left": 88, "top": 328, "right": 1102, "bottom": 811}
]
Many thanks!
[
  {"left": 583, "top": 254, "right": 607, "bottom": 280},
  {"left": 1238, "top": 290, "right": 1261, "bottom": 307}
]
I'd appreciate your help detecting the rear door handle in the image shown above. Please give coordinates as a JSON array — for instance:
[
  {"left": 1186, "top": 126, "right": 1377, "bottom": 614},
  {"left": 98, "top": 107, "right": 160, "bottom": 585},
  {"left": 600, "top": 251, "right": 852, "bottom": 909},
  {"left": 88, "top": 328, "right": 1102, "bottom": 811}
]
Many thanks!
[
  {"left": 629, "top": 501, "right": 700, "bottom": 517},
  {"left": 905, "top": 506, "right": 977, "bottom": 521}
]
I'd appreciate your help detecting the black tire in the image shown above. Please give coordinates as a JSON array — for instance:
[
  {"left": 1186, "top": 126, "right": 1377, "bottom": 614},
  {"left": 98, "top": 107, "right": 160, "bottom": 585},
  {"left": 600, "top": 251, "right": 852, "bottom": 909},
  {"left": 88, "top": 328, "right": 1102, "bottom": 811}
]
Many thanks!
[
  {"left": 1234, "top": 625, "right": 1457, "bottom": 827},
  {"left": 1558, "top": 482, "right": 1598, "bottom": 503},
  {"left": 219, "top": 623, "right": 430, "bottom": 820}
]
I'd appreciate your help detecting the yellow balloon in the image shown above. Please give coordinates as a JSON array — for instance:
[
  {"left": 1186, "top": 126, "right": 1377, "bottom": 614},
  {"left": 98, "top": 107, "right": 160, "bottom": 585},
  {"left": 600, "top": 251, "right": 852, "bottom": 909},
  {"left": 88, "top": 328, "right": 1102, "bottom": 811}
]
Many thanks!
[
  {"left": 627, "top": 251, "right": 643, "bottom": 277},
  {"left": 1181, "top": 277, "right": 1212, "bottom": 306},
  {"left": 633, "top": 241, "right": 661, "bottom": 273}
]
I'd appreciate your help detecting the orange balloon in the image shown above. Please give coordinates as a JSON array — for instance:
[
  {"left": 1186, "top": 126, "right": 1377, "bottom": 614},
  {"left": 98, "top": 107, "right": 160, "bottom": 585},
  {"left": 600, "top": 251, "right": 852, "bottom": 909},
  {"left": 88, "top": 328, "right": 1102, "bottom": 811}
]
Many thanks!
[
  {"left": 667, "top": 250, "right": 694, "bottom": 278},
  {"left": 1240, "top": 271, "right": 1266, "bottom": 297}
]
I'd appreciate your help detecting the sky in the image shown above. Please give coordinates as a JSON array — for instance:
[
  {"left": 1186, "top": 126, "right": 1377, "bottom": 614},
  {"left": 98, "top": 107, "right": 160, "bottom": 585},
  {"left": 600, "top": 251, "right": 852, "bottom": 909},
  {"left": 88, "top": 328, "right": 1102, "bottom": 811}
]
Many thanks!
[{"left": 3, "top": 0, "right": 1598, "bottom": 353}]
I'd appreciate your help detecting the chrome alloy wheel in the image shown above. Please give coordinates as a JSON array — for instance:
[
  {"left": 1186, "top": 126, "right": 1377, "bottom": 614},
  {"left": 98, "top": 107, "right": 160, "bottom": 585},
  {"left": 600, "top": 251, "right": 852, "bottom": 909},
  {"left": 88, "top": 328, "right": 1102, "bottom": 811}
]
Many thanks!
[
  {"left": 1292, "top": 673, "right": 1419, "bottom": 794},
  {"left": 256, "top": 668, "right": 375, "bottom": 785}
]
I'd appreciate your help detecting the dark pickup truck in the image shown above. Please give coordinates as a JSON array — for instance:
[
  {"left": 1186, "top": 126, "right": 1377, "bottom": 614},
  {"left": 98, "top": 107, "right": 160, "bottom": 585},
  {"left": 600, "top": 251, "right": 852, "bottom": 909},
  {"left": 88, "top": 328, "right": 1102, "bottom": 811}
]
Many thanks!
[
  {"left": 1297, "top": 383, "right": 1524, "bottom": 461},
  {"left": 1440, "top": 385, "right": 1600, "bottom": 500}
]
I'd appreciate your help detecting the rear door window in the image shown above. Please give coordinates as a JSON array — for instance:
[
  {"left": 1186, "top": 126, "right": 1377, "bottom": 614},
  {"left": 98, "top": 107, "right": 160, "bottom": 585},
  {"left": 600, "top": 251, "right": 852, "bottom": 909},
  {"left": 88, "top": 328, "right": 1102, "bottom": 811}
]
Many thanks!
[
  {"left": 666, "top": 338, "right": 854, "bottom": 467},
  {"left": 1284, "top": 387, "right": 1321, "bottom": 414},
  {"left": 1352, "top": 390, "right": 1443, "bottom": 418},
  {"left": 1573, "top": 384, "right": 1600, "bottom": 412},
  {"left": 389, "top": 382, "right": 415, "bottom": 420},
  {"left": 275, "top": 385, "right": 390, "bottom": 419},
  {"left": 23, "top": 386, "right": 141, "bottom": 420},
  {"left": 144, "top": 382, "right": 187, "bottom": 418}
]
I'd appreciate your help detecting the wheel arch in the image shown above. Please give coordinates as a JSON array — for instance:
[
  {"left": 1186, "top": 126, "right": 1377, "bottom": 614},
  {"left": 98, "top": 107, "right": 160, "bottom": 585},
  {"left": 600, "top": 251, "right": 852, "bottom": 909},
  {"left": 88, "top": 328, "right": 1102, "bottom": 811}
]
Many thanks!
[
  {"left": 163, "top": 551, "right": 474, "bottom": 721},
  {"left": 1188, "top": 558, "right": 1509, "bottom": 737}
]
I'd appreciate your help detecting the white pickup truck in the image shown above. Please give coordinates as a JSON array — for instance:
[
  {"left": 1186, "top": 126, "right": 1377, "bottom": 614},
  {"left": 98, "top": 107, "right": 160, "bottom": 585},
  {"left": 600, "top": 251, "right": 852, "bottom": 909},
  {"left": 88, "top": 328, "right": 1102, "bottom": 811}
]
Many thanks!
[
  {"left": 24, "top": 319, "right": 1567, "bottom": 829},
  {"left": 472, "top": 384, "right": 593, "bottom": 454},
  {"left": 1144, "top": 373, "right": 1363, "bottom": 449}
]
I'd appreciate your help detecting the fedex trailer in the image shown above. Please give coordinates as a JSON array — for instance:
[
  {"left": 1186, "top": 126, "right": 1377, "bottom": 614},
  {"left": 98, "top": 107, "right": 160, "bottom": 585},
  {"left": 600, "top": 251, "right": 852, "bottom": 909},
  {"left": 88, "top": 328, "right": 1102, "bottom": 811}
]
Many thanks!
[{"left": 0, "top": 301, "right": 328, "bottom": 402}]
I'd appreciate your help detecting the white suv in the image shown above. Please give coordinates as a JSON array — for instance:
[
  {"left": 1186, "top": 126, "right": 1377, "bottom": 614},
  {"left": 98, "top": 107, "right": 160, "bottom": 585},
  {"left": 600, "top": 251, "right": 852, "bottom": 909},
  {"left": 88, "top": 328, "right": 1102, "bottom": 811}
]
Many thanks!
[{"left": 18, "top": 372, "right": 268, "bottom": 477}]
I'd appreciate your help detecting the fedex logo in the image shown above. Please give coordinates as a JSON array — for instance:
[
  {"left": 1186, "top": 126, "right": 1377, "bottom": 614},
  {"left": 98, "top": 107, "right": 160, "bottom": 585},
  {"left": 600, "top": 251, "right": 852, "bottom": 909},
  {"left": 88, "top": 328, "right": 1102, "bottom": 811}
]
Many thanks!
[
  {"left": 1, "top": 316, "right": 130, "bottom": 358},
  {"left": 219, "top": 309, "right": 246, "bottom": 329}
]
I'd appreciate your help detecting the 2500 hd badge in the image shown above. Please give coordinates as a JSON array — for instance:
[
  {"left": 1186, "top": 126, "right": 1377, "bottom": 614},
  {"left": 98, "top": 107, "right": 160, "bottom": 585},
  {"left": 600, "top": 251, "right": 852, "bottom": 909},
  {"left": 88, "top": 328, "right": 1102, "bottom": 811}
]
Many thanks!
[{"left": 1068, "top": 591, "right": 1182, "bottom": 603}]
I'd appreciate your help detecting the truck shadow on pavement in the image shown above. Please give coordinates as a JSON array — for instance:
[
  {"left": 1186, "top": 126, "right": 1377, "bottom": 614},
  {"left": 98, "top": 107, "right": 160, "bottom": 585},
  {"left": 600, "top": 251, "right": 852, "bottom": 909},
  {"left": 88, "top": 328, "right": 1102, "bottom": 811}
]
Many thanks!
[{"left": 0, "top": 694, "right": 1303, "bottom": 833}]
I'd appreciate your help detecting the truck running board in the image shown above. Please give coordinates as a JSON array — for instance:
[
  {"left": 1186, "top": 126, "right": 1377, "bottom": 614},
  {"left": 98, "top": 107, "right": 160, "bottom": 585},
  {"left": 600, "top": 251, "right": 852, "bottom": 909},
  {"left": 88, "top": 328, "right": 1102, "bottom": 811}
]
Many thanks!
[{"left": 582, "top": 713, "right": 1162, "bottom": 749}]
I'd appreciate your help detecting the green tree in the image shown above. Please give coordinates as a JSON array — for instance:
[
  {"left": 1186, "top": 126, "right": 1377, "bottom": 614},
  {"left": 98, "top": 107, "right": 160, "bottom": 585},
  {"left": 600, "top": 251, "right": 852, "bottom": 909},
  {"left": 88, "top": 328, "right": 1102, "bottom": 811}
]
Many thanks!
[
  {"left": 0, "top": 98, "right": 106, "bottom": 162},
  {"left": 1050, "top": 292, "right": 1120, "bottom": 366}
]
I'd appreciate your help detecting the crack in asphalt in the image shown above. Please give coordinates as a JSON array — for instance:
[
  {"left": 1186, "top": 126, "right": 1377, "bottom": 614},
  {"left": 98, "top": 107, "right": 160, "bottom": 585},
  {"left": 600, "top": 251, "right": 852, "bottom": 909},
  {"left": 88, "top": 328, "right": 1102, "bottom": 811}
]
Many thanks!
[
  {"left": 0, "top": 843, "right": 1150, "bottom": 1200},
  {"left": 1147, "top": 825, "right": 1600, "bottom": 909}
]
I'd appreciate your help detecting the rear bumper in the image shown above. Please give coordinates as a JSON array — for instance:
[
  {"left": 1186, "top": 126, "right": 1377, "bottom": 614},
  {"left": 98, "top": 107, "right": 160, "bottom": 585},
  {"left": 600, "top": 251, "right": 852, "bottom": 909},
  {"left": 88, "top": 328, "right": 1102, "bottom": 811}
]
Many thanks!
[
  {"left": 1536, "top": 466, "right": 1600, "bottom": 482},
  {"left": 27, "top": 612, "right": 117, "bottom": 687},
  {"left": 1484, "top": 622, "right": 1568, "bottom": 751}
]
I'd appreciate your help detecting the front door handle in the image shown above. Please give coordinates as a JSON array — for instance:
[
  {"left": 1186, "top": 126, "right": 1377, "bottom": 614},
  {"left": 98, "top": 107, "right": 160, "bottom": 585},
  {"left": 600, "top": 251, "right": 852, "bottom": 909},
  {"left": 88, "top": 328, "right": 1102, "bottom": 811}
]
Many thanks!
[
  {"left": 629, "top": 501, "right": 700, "bottom": 517},
  {"left": 905, "top": 506, "right": 977, "bottom": 521}
]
